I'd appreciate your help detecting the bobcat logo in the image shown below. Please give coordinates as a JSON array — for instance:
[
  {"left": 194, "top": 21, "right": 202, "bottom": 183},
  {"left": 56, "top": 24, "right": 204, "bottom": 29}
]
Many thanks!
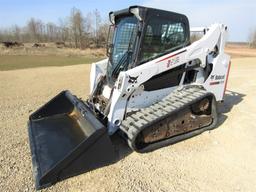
[{"left": 128, "top": 75, "right": 139, "bottom": 83}]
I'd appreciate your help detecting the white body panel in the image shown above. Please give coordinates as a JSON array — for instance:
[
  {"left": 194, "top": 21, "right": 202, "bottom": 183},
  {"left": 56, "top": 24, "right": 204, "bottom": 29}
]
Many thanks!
[
  {"left": 90, "top": 58, "right": 108, "bottom": 94},
  {"left": 90, "top": 23, "right": 230, "bottom": 134}
]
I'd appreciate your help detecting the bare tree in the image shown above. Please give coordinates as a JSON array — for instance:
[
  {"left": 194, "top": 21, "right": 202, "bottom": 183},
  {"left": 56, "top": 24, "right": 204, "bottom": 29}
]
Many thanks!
[
  {"left": 94, "top": 9, "right": 101, "bottom": 47},
  {"left": 70, "top": 8, "right": 86, "bottom": 49},
  {"left": 0, "top": 28, "right": 14, "bottom": 41},
  {"left": 46, "top": 22, "right": 59, "bottom": 42},
  {"left": 84, "top": 13, "right": 93, "bottom": 34},
  {"left": 27, "top": 18, "right": 38, "bottom": 41},
  {"left": 98, "top": 23, "right": 109, "bottom": 47},
  {"left": 37, "top": 20, "right": 45, "bottom": 42},
  {"left": 0, "top": 30, "right": 3, "bottom": 42},
  {"left": 27, "top": 18, "right": 45, "bottom": 42},
  {"left": 12, "top": 25, "right": 21, "bottom": 42},
  {"left": 0, "top": 29, "right": 6, "bottom": 41},
  {"left": 58, "top": 18, "right": 70, "bottom": 43},
  {"left": 249, "top": 28, "right": 256, "bottom": 48}
]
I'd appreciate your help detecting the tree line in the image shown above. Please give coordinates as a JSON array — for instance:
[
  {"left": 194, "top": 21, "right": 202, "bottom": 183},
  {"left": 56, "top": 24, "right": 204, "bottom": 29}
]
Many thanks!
[
  {"left": 1, "top": 7, "right": 256, "bottom": 49},
  {"left": 0, "top": 8, "right": 109, "bottom": 49}
]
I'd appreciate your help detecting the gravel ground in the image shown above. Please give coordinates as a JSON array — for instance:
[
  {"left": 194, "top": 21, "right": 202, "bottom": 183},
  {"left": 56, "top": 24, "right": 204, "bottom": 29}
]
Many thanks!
[{"left": 1, "top": 57, "right": 256, "bottom": 192}]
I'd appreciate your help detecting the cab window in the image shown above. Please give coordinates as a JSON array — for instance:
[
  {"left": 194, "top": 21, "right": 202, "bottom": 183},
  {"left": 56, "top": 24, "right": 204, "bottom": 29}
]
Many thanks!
[{"left": 139, "top": 19, "right": 186, "bottom": 64}]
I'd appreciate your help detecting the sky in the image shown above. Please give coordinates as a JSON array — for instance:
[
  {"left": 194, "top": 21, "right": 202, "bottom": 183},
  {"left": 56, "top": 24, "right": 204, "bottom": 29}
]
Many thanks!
[{"left": 0, "top": 0, "right": 255, "bottom": 42}]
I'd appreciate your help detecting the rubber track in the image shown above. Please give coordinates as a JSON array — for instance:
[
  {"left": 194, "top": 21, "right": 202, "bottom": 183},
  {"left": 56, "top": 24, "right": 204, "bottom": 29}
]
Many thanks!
[{"left": 120, "top": 86, "right": 218, "bottom": 153}]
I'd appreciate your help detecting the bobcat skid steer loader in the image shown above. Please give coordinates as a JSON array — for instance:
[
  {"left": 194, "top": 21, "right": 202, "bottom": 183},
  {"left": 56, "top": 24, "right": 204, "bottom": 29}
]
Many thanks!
[{"left": 28, "top": 6, "right": 231, "bottom": 189}]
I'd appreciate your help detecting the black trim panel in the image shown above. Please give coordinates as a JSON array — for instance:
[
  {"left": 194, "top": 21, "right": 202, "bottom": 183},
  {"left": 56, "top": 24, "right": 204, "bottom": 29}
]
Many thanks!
[{"left": 143, "top": 64, "right": 185, "bottom": 91}]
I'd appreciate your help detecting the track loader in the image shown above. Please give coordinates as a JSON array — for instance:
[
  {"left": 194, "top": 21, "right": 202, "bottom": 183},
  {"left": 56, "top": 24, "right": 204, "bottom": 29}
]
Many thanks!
[{"left": 28, "top": 6, "right": 231, "bottom": 189}]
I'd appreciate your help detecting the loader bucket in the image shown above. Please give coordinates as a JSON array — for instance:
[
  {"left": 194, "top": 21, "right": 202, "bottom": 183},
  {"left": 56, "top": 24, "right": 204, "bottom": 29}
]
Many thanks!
[{"left": 28, "top": 91, "right": 116, "bottom": 189}]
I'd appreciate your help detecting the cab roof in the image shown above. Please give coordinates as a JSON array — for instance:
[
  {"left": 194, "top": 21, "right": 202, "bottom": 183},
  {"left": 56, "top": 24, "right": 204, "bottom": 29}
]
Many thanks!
[{"left": 109, "top": 5, "right": 189, "bottom": 25}]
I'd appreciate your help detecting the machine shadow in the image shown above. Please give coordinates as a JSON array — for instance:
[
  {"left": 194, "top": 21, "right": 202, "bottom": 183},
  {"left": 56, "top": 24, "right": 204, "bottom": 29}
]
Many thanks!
[
  {"left": 56, "top": 90, "right": 246, "bottom": 187},
  {"left": 110, "top": 133, "right": 133, "bottom": 160},
  {"left": 111, "top": 90, "right": 247, "bottom": 161},
  {"left": 216, "top": 90, "right": 246, "bottom": 127},
  {"left": 50, "top": 132, "right": 132, "bottom": 189}
]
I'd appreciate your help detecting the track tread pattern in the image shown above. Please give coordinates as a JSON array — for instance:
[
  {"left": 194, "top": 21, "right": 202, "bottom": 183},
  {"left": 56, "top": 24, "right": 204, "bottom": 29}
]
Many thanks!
[{"left": 120, "top": 86, "right": 217, "bottom": 152}]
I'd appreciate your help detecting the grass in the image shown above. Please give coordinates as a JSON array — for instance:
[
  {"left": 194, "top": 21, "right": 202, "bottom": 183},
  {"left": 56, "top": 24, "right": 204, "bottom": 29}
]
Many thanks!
[{"left": 0, "top": 55, "right": 104, "bottom": 71}]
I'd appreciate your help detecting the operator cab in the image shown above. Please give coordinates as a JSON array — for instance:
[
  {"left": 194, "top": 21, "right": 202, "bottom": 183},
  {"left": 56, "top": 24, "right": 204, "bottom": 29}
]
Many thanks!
[{"left": 106, "top": 6, "right": 190, "bottom": 84}]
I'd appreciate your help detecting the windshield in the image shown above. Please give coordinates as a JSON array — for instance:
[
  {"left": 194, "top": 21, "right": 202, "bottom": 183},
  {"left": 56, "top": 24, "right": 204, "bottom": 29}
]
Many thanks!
[{"left": 107, "top": 16, "right": 138, "bottom": 83}]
